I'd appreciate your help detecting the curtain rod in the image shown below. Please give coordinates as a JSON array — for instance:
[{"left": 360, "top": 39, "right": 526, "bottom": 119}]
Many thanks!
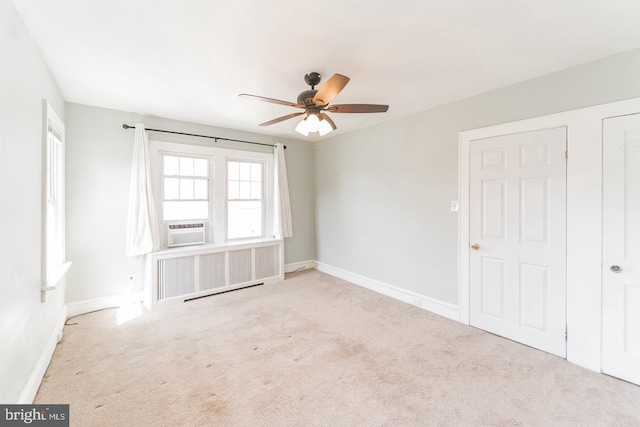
[{"left": 122, "top": 124, "right": 285, "bottom": 149}]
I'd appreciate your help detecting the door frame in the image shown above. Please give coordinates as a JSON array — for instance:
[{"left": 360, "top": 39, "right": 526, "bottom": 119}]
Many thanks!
[{"left": 458, "top": 96, "right": 640, "bottom": 373}]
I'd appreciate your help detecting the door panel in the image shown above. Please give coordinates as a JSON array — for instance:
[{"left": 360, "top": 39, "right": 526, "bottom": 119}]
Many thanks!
[
  {"left": 602, "top": 114, "right": 640, "bottom": 385},
  {"left": 482, "top": 180, "right": 506, "bottom": 239},
  {"left": 519, "top": 262, "right": 548, "bottom": 331},
  {"left": 469, "top": 127, "right": 567, "bottom": 357},
  {"left": 481, "top": 257, "right": 506, "bottom": 319}
]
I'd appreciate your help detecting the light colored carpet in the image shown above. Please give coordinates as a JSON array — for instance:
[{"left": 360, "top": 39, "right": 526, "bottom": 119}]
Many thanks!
[{"left": 36, "top": 269, "right": 640, "bottom": 426}]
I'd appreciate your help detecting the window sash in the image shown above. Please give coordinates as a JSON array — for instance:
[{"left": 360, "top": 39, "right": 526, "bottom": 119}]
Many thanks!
[
  {"left": 161, "top": 153, "right": 211, "bottom": 221},
  {"left": 226, "top": 160, "right": 265, "bottom": 240},
  {"left": 44, "top": 103, "right": 66, "bottom": 278},
  {"left": 227, "top": 200, "right": 263, "bottom": 239}
]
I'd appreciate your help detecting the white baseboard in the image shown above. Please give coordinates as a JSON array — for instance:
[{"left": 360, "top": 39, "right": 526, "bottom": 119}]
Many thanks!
[
  {"left": 18, "top": 304, "right": 67, "bottom": 404},
  {"left": 315, "top": 262, "right": 460, "bottom": 322},
  {"left": 285, "top": 260, "right": 317, "bottom": 274},
  {"left": 66, "top": 291, "right": 143, "bottom": 318}
]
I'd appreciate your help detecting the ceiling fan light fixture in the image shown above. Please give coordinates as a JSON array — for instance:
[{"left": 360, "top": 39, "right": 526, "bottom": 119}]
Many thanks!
[
  {"left": 318, "top": 118, "right": 334, "bottom": 136},
  {"left": 295, "top": 118, "right": 310, "bottom": 136},
  {"left": 306, "top": 113, "right": 320, "bottom": 131}
]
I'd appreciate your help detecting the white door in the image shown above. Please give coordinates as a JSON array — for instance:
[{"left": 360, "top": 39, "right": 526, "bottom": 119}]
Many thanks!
[
  {"left": 602, "top": 114, "right": 640, "bottom": 385},
  {"left": 469, "top": 127, "right": 567, "bottom": 357}
]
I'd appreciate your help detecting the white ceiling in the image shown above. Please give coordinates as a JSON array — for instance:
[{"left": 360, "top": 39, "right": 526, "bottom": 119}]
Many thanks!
[{"left": 11, "top": 0, "right": 640, "bottom": 141}]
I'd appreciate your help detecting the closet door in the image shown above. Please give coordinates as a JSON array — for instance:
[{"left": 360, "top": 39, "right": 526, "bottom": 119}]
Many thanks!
[
  {"left": 602, "top": 114, "right": 640, "bottom": 386},
  {"left": 469, "top": 127, "right": 567, "bottom": 357}
]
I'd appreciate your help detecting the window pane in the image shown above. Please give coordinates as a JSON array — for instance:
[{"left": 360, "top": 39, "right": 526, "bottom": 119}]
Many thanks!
[
  {"left": 228, "top": 161, "right": 239, "bottom": 180},
  {"left": 228, "top": 181, "right": 239, "bottom": 199},
  {"left": 239, "top": 162, "right": 251, "bottom": 181},
  {"left": 251, "top": 182, "right": 262, "bottom": 199},
  {"left": 194, "top": 179, "right": 208, "bottom": 199},
  {"left": 193, "top": 158, "right": 208, "bottom": 177},
  {"left": 180, "top": 178, "right": 194, "bottom": 199},
  {"left": 164, "top": 156, "right": 179, "bottom": 176},
  {"left": 251, "top": 163, "right": 262, "bottom": 182},
  {"left": 164, "top": 201, "right": 209, "bottom": 221},
  {"left": 239, "top": 182, "right": 251, "bottom": 199},
  {"left": 228, "top": 200, "right": 262, "bottom": 239},
  {"left": 179, "top": 157, "right": 194, "bottom": 176},
  {"left": 164, "top": 178, "right": 180, "bottom": 200}
]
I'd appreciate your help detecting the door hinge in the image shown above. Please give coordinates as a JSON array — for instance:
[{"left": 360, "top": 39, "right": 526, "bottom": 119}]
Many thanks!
[
  {"left": 565, "top": 327, "right": 568, "bottom": 341},
  {"left": 565, "top": 151, "right": 568, "bottom": 162}
]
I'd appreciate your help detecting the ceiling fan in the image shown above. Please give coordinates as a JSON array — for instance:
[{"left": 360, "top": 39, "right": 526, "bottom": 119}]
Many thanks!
[{"left": 239, "top": 72, "right": 389, "bottom": 136}]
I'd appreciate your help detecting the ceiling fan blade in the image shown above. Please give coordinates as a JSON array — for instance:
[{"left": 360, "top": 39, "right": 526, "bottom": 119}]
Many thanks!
[
  {"left": 319, "top": 113, "right": 337, "bottom": 131},
  {"left": 239, "top": 94, "right": 303, "bottom": 108},
  {"left": 313, "top": 74, "right": 350, "bottom": 106},
  {"left": 327, "top": 104, "right": 389, "bottom": 113},
  {"left": 259, "top": 112, "right": 305, "bottom": 127}
]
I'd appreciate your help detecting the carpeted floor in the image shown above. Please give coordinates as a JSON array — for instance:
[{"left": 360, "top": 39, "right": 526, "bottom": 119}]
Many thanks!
[{"left": 36, "top": 269, "right": 640, "bottom": 426}]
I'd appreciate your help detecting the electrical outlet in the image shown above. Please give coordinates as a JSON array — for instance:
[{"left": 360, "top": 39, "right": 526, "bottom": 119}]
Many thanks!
[{"left": 450, "top": 201, "right": 459, "bottom": 212}]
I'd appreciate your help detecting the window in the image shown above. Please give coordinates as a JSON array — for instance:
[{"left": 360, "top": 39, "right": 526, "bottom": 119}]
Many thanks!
[
  {"left": 46, "top": 117, "right": 64, "bottom": 272},
  {"left": 162, "top": 154, "right": 210, "bottom": 221},
  {"left": 149, "top": 141, "right": 274, "bottom": 247},
  {"left": 43, "top": 101, "right": 70, "bottom": 295},
  {"left": 227, "top": 160, "right": 263, "bottom": 239}
]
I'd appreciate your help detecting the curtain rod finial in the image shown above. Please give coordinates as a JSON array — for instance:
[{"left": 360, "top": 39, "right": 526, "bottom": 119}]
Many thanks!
[{"left": 122, "top": 124, "right": 131, "bottom": 129}]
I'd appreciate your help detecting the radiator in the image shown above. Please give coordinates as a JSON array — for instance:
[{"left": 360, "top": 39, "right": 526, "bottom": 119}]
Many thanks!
[{"left": 146, "top": 239, "right": 283, "bottom": 307}]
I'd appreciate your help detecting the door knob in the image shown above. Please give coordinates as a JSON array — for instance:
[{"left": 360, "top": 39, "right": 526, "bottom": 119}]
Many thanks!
[
  {"left": 610, "top": 265, "right": 622, "bottom": 273},
  {"left": 470, "top": 243, "right": 480, "bottom": 250}
]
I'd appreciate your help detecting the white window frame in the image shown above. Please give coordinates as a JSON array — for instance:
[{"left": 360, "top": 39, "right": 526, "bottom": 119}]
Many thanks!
[
  {"left": 149, "top": 141, "right": 274, "bottom": 247},
  {"left": 160, "top": 152, "right": 212, "bottom": 222},
  {"left": 226, "top": 158, "right": 266, "bottom": 241},
  {"left": 42, "top": 101, "right": 71, "bottom": 301}
]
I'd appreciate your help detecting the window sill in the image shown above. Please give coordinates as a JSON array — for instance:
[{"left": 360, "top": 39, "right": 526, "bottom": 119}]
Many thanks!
[{"left": 41, "top": 261, "right": 72, "bottom": 302}]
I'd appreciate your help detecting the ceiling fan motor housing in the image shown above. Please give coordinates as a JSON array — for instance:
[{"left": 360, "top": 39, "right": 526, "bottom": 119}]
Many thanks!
[{"left": 297, "top": 89, "right": 318, "bottom": 106}]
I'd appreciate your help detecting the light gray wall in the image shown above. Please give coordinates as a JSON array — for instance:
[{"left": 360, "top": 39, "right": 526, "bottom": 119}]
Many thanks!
[
  {"left": 65, "top": 103, "right": 314, "bottom": 302},
  {"left": 0, "top": 0, "right": 66, "bottom": 402},
  {"left": 315, "top": 47, "right": 640, "bottom": 305}
]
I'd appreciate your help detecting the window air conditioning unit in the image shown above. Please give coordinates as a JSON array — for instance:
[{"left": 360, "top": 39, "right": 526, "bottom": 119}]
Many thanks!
[{"left": 167, "top": 223, "right": 206, "bottom": 247}]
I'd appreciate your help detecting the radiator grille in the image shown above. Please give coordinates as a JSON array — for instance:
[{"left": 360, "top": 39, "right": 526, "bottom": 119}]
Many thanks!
[
  {"left": 158, "top": 256, "right": 195, "bottom": 299},
  {"left": 255, "top": 245, "right": 279, "bottom": 279},
  {"left": 199, "top": 252, "right": 226, "bottom": 291},
  {"left": 229, "top": 249, "right": 252, "bottom": 285}
]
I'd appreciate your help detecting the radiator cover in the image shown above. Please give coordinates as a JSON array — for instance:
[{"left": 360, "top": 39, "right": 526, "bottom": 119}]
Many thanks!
[{"left": 147, "top": 239, "right": 283, "bottom": 307}]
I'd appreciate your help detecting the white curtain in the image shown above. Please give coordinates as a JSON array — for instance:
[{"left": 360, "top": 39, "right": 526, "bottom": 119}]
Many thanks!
[
  {"left": 274, "top": 143, "right": 293, "bottom": 238},
  {"left": 125, "top": 124, "right": 160, "bottom": 256}
]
